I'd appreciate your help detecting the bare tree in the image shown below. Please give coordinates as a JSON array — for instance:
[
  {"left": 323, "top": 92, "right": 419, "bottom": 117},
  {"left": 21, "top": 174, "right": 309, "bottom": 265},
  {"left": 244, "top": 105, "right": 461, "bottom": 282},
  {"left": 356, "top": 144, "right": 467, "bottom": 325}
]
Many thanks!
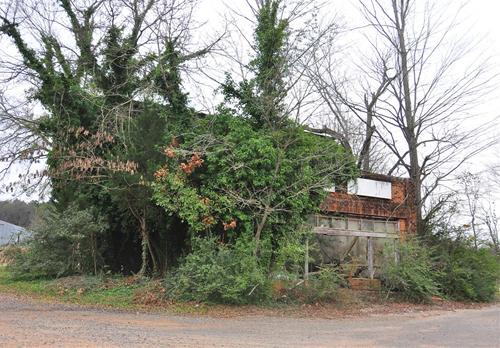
[
  {"left": 303, "top": 26, "right": 395, "bottom": 173},
  {"left": 355, "top": 0, "right": 496, "bottom": 235},
  {"left": 480, "top": 202, "right": 499, "bottom": 254},
  {"left": 487, "top": 163, "right": 500, "bottom": 186},
  {"left": 454, "top": 170, "right": 500, "bottom": 252},
  {"left": 459, "top": 172, "right": 481, "bottom": 249}
]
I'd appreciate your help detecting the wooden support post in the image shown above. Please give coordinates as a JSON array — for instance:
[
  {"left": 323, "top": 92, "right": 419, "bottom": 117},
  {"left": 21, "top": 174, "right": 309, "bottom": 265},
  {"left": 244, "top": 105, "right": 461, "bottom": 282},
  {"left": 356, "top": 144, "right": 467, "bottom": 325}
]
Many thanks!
[
  {"left": 367, "top": 237, "right": 374, "bottom": 279},
  {"left": 304, "top": 236, "right": 309, "bottom": 280},
  {"left": 394, "top": 239, "right": 397, "bottom": 263}
]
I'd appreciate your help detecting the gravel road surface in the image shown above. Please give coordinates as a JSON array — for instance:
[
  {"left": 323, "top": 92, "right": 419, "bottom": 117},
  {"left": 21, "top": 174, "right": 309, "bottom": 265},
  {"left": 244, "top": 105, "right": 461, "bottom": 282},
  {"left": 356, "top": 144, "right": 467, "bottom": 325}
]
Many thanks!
[{"left": 0, "top": 293, "right": 499, "bottom": 347}]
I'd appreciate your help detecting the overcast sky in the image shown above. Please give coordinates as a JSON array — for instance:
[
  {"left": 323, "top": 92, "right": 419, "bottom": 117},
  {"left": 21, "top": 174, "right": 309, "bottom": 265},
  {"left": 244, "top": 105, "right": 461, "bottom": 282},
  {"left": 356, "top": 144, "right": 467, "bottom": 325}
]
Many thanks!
[{"left": 0, "top": 0, "right": 499, "bottom": 205}]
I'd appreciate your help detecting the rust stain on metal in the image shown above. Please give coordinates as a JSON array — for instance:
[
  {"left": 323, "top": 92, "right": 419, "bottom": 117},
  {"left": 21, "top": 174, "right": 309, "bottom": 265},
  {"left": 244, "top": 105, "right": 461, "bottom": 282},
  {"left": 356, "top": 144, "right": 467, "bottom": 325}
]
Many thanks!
[{"left": 321, "top": 173, "right": 417, "bottom": 235}]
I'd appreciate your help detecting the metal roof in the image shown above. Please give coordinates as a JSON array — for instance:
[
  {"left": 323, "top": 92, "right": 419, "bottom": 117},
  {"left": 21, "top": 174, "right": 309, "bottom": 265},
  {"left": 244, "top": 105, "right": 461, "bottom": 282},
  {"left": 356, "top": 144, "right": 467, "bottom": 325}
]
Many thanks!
[{"left": 0, "top": 220, "right": 28, "bottom": 245}]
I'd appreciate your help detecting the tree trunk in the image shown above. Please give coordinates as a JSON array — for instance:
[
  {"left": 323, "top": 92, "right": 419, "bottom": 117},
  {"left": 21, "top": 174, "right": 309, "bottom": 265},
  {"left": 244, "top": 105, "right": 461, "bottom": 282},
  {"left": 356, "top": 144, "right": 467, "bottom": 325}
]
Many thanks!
[
  {"left": 137, "top": 213, "right": 158, "bottom": 276},
  {"left": 138, "top": 216, "right": 149, "bottom": 277},
  {"left": 394, "top": 0, "right": 423, "bottom": 235},
  {"left": 358, "top": 98, "right": 375, "bottom": 171},
  {"left": 254, "top": 205, "right": 272, "bottom": 257},
  {"left": 471, "top": 215, "right": 478, "bottom": 250}
]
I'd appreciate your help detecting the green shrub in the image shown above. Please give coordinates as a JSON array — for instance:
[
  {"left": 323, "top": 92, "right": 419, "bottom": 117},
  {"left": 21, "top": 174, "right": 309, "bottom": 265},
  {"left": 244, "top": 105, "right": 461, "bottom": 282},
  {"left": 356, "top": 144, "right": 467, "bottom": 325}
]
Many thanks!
[
  {"left": 380, "top": 239, "right": 439, "bottom": 303},
  {"left": 166, "top": 236, "right": 271, "bottom": 304},
  {"left": 9, "top": 205, "right": 107, "bottom": 278},
  {"left": 271, "top": 228, "right": 311, "bottom": 277},
  {"left": 434, "top": 245, "right": 500, "bottom": 302},
  {"left": 280, "top": 265, "right": 344, "bottom": 303}
]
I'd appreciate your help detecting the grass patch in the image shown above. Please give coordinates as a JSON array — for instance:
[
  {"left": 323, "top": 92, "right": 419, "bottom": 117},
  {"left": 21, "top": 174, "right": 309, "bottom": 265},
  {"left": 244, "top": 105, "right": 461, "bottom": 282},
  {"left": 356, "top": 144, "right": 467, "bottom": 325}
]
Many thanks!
[
  {"left": 0, "top": 266, "right": 147, "bottom": 309},
  {"left": 0, "top": 266, "right": 239, "bottom": 314},
  {"left": 0, "top": 266, "right": 55, "bottom": 296},
  {"left": 0, "top": 266, "right": 367, "bottom": 316},
  {"left": 1, "top": 266, "right": 491, "bottom": 318}
]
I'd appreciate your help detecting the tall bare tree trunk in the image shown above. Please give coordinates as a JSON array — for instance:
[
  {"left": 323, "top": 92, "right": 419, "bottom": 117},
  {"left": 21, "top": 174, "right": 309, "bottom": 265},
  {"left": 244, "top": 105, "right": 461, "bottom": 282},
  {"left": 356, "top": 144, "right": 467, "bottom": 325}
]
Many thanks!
[
  {"left": 358, "top": 97, "right": 376, "bottom": 171},
  {"left": 393, "top": 0, "right": 423, "bottom": 235}
]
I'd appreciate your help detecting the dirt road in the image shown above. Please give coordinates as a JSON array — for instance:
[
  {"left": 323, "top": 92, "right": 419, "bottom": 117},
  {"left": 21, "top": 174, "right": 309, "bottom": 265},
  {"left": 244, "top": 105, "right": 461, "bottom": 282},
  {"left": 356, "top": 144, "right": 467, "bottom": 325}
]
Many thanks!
[{"left": 0, "top": 293, "right": 499, "bottom": 347}]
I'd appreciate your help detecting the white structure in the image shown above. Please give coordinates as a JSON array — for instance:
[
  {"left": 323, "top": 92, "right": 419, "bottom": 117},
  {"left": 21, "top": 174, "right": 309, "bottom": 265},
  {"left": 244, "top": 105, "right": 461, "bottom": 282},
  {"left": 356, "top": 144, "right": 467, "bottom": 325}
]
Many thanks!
[
  {"left": 347, "top": 178, "right": 392, "bottom": 199},
  {"left": 0, "top": 220, "right": 28, "bottom": 245}
]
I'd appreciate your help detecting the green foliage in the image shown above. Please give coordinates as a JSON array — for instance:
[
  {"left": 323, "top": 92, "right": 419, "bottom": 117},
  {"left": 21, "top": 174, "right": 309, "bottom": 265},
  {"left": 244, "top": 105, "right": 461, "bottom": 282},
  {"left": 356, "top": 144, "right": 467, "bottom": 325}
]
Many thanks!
[
  {"left": 222, "top": 0, "right": 289, "bottom": 129},
  {"left": 423, "top": 218, "right": 500, "bottom": 302},
  {"left": 272, "top": 228, "right": 310, "bottom": 277},
  {"left": 380, "top": 239, "right": 439, "bottom": 303},
  {"left": 2, "top": 0, "right": 358, "bottom": 305},
  {"left": 281, "top": 266, "right": 344, "bottom": 304},
  {"left": 2, "top": 2, "right": 198, "bottom": 276},
  {"left": 439, "top": 248, "right": 499, "bottom": 302},
  {"left": 153, "top": 111, "right": 357, "bottom": 253},
  {"left": 381, "top": 234, "right": 500, "bottom": 303},
  {"left": 9, "top": 205, "right": 108, "bottom": 278},
  {"left": 0, "top": 266, "right": 153, "bottom": 310},
  {"left": 166, "top": 236, "right": 271, "bottom": 304},
  {"left": 152, "top": 40, "right": 191, "bottom": 120},
  {"left": 431, "top": 239, "right": 500, "bottom": 302}
]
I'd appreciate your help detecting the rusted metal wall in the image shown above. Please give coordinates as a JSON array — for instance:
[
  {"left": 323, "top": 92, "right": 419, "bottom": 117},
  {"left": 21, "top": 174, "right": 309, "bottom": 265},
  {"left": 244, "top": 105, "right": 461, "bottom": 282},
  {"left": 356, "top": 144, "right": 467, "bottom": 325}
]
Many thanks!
[
  {"left": 311, "top": 174, "right": 417, "bottom": 278},
  {"left": 320, "top": 173, "right": 416, "bottom": 235}
]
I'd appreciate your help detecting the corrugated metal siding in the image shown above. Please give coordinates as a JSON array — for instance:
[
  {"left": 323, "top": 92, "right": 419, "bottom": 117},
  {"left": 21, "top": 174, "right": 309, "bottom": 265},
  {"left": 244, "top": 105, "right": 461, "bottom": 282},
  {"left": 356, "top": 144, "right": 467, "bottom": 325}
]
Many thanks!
[{"left": 0, "top": 220, "right": 28, "bottom": 245}]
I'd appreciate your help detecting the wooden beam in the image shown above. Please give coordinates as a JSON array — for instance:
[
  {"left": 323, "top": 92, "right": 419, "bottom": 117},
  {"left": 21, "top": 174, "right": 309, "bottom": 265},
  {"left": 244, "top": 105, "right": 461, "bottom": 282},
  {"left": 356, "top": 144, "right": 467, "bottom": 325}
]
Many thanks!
[
  {"left": 341, "top": 236, "right": 359, "bottom": 262},
  {"left": 367, "top": 237, "right": 374, "bottom": 279},
  {"left": 313, "top": 227, "right": 399, "bottom": 238}
]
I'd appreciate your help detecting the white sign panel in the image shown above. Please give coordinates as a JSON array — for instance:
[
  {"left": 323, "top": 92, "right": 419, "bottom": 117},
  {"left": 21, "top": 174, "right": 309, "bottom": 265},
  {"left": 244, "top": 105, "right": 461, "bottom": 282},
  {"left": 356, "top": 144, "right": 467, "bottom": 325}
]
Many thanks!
[{"left": 348, "top": 178, "right": 392, "bottom": 199}]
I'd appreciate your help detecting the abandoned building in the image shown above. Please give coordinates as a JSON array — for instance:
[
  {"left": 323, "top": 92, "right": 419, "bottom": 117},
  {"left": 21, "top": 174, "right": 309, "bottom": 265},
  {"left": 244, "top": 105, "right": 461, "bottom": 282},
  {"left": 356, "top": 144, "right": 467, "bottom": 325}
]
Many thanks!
[{"left": 309, "top": 173, "right": 416, "bottom": 287}]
